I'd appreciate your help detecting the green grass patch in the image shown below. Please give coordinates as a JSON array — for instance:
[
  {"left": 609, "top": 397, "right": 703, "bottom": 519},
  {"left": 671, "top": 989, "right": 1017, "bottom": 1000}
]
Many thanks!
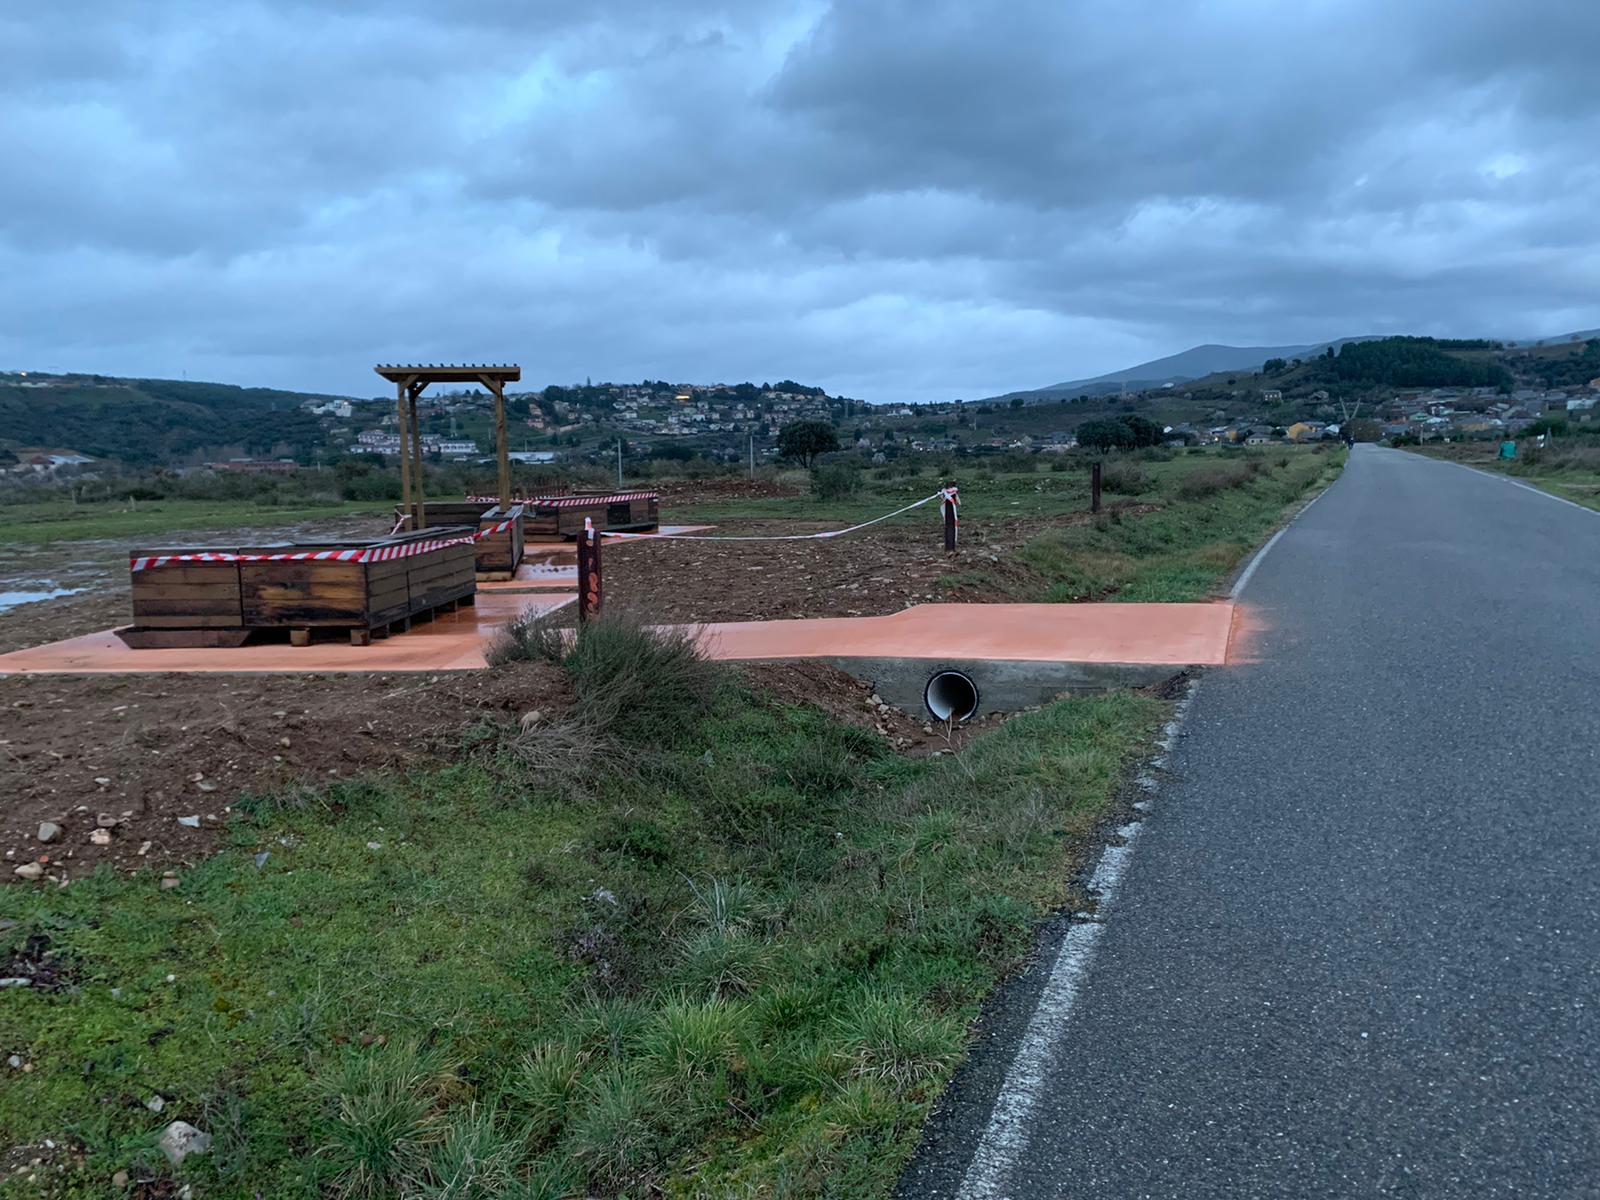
[
  {"left": 1011, "top": 448, "right": 1342, "bottom": 601},
  {"left": 0, "top": 499, "right": 384, "bottom": 547},
  {"left": 0, "top": 621, "right": 1162, "bottom": 1197}
]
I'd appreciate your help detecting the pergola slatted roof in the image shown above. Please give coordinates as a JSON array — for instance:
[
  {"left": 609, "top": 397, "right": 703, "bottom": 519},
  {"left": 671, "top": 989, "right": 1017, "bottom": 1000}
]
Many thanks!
[{"left": 375, "top": 364, "right": 521, "bottom": 385}]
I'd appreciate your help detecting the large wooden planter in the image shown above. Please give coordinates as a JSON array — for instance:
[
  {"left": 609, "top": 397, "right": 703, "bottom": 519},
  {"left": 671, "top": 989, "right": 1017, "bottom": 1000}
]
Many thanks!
[
  {"left": 525, "top": 491, "right": 660, "bottom": 541},
  {"left": 397, "top": 502, "right": 525, "bottom": 578},
  {"left": 120, "top": 528, "right": 478, "bottom": 648}
]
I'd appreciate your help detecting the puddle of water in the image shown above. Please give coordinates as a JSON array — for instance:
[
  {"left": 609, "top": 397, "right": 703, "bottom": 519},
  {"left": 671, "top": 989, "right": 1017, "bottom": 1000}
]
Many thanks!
[{"left": 0, "top": 587, "right": 85, "bottom": 615}]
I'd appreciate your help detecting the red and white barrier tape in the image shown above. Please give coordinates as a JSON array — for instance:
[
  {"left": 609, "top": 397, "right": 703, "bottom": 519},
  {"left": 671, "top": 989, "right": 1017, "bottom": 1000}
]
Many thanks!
[
  {"left": 601, "top": 490, "right": 948, "bottom": 542},
  {"left": 467, "top": 492, "right": 657, "bottom": 508},
  {"left": 131, "top": 517, "right": 521, "bottom": 572}
]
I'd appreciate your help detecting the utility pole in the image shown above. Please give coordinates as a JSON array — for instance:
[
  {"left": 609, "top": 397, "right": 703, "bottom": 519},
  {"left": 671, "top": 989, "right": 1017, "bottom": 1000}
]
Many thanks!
[
  {"left": 616, "top": 440, "right": 623, "bottom": 487},
  {"left": 749, "top": 432, "right": 755, "bottom": 479}
]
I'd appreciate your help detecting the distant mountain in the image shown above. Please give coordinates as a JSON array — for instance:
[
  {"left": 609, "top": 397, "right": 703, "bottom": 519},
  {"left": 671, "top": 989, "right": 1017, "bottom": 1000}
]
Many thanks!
[{"left": 988, "top": 338, "right": 1380, "bottom": 402}]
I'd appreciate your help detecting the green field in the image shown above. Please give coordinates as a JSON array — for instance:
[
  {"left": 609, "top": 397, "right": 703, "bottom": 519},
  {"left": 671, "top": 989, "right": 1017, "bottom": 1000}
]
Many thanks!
[
  {"left": 0, "top": 625, "right": 1160, "bottom": 1197},
  {"left": 0, "top": 499, "right": 387, "bottom": 547},
  {"left": 679, "top": 446, "right": 1347, "bottom": 603}
]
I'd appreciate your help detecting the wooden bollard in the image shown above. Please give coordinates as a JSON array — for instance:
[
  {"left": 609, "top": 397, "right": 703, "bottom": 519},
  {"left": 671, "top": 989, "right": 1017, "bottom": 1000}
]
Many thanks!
[
  {"left": 578, "top": 518, "right": 602, "bottom": 622},
  {"left": 1091, "top": 461, "right": 1102, "bottom": 514},
  {"left": 941, "top": 486, "right": 959, "bottom": 553}
]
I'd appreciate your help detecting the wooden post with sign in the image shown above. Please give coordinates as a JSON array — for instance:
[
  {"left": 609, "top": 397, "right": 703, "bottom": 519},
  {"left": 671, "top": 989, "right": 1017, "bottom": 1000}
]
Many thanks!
[
  {"left": 578, "top": 518, "right": 603, "bottom": 622},
  {"left": 942, "top": 486, "right": 958, "bottom": 553}
]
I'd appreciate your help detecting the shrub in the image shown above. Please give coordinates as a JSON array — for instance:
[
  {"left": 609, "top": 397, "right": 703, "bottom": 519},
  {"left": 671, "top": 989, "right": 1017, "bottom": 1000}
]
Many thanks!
[
  {"left": 811, "top": 463, "right": 861, "bottom": 501},
  {"left": 509, "top": 612, "right": 727, "bottom": 788},
  {"left": 1175, "top": 462, "right": 1258, "bottom": 500},
  {"left": 486, "top": 606, "right": 567, "bottom": 667},
  {"left": 1097, "top": 461, "right": 1150, "bottom": 494}
]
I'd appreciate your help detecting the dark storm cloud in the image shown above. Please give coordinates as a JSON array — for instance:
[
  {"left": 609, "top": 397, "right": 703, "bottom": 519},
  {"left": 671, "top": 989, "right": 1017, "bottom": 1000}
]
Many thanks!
[{"left": 2, "top": 0, "right": 1596, "bottom": 401}]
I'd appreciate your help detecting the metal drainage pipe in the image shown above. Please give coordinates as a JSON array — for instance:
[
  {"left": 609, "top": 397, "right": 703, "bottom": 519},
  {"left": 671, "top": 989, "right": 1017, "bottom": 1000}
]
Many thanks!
[{"left": 924, "top": 670, "right": 980, "bottom": 723}]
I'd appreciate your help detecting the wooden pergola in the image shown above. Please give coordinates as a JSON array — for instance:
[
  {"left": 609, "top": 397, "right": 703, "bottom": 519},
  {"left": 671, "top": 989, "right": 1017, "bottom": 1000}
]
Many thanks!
[{"left": 374, "top": 363, "right": 522, "bottom": 529}]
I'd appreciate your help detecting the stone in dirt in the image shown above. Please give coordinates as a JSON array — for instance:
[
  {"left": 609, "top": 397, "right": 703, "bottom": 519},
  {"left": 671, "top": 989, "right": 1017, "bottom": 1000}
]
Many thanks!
[
  {"left": 13, "top": 863, "right": 45, "bottom": 880},
  {"left": 177, "top": 815, "right": 201, "bottom": 828},
  {"left": 112, "top": 1171, "right": 129, "bottom": 1188},
  {"left": 90, "top": 829, "right": 112, "bottom": 846},
  {"left": 159, "top": 872, "right": 180, "bottom": 890},
  {"left": 36, "top": 822, "right": 61, "bottom": 843},
  {"left": 96, "top": 813, "right": 119, "bottom": 828},
  {"left": 158, "top": 1120, "right": 211, "bottom": 1166},
  {"left": 145, "top": 1095, "right": 165, "bottom": 1113}
]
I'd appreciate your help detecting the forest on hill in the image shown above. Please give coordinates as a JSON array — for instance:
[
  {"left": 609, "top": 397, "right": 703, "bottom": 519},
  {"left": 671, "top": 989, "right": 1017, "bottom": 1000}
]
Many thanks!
[{"left": 0, "top": 376, "right": 351, "bottom": 466}]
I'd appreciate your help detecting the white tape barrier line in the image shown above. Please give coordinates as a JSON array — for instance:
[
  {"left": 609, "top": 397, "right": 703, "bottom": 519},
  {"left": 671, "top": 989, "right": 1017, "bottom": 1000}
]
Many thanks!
[
  {"left": 956, "top": 686, "right": 1199, "bottom": 1200},
  {"left": 130, "top": 519, "right": 519, "bottom": 571},
  {"left": 601, "top": 491, "right": 951, "bottom": 542}
]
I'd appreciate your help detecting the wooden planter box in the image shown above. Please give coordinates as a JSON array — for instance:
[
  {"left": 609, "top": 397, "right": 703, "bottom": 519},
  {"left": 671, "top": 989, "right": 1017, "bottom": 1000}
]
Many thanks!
[
  {"left": 525, "top": 491, "right": 660, "bottom": 541},
  {"left": 239, "top": 528, "right": 476, "bottom": 644},
  {"left": 120, "top": 528, "right": 479, "bottom": 648},
  {"left": 395, "top": 503, "right": 526, "bottom": 578},
  {"left": 123, "top": 549, "right": 249, "bottom": 647}
]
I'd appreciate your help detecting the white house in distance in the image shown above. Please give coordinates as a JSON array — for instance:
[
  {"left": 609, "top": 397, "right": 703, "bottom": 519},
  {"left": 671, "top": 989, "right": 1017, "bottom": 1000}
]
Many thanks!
[{"left": 304, "top": 399, "right": 353, "bottom": 419}]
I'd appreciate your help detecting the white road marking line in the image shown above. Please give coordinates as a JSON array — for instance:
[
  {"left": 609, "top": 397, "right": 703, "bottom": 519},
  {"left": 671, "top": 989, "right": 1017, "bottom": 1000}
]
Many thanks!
[
  {"left": 1230, "top": 471, "right": 1337, "bottom": 597},
  {"left": 955, "top": 682, "right": 1199, "bottom": 1200},
  {"left": 1414, "top": 450, "right": 1600, "bottom": 516}
]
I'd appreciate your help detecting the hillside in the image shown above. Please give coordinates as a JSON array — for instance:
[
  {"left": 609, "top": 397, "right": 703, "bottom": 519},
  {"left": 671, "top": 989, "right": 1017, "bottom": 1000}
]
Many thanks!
[
  {"left": 988, "top": 339, "right": 1375, "bottom": 401},
  {"left": 0, "top": 374, "right": 357, "bottom": 467},
  {"left": 992, "top": 327, "right": 1600, "bottom": 405}
]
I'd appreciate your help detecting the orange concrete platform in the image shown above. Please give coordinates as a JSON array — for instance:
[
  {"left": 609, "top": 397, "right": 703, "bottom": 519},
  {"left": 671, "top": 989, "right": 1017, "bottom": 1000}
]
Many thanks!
[
  {"left": 686, "top": 603, "right": 1235, "bottom": 665},
  {"left": 0, "top": 592, "right": 575, "bottom": 675},
  {"left": 0, "top": 597, "right": 1234, "bottom": 679}
]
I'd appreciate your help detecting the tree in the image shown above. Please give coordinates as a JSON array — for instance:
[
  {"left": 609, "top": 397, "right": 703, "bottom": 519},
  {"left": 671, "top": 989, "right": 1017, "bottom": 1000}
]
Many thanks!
[
  {"left": 1262, "top": 357, "right": 1287, "bottom": 374},
  {"left": 1076, "top": 418, "right": 1135, "bottom": 451},
  {"left": 776, "top": 420, "right": 840, "bottom": 467}
]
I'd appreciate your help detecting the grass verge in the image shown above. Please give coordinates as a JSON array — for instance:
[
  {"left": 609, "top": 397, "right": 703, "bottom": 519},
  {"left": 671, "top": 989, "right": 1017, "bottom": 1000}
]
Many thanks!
[
  {"left": 959, "top": 446, "right": 1345, "bottom": 601},
  {"left": 0, "top": 617, "right": 1162, "bottom": 1197}
]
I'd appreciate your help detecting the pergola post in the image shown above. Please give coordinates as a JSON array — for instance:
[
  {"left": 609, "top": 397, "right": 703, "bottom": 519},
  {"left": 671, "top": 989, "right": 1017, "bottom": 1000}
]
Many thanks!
[
  {"left": 408, "top": 382, "right": 427, "bottom": 529},
  {"left": 395, "top": 378, "right": 414, "bottom": 528},
  {"left": 486, "top": 375, "right": 511, "bottom": 508}
]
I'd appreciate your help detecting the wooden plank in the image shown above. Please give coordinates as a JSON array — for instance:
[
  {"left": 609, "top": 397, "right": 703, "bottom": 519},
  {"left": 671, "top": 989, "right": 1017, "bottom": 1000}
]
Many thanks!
[
  {"left": 133, "top": 613, "right": 252, "bottom": 629},
  {"left": 131, "top": 581, "right": 243, "bottom": 601},
  {"left": 133, "top": 598, "right": 247, "bottom": 617},
  {"left": 132, "top": 565, "right": 243, "bottom": 586},
  {"left": 117, "top": 627, "right": 252, "bottom": 649}
]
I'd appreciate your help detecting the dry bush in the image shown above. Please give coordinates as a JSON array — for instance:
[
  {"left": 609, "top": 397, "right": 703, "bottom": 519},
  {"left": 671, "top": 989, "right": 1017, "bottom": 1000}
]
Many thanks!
[
  {"left": 1098, "top": 461, "right": 1150, "bottom": 494},
  {"left": 1176, "top": 460, "right": 1261, "bottom": 500}
]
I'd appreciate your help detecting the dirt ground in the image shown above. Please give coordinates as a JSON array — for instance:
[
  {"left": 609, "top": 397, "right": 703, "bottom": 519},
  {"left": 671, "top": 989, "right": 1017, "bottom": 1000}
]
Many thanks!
[
  {"left": 0, "top": 490, "right": 1104, "bottom": 888},
  {"left": 602, "top": 517, "right": 1043, "bottom": 623}
]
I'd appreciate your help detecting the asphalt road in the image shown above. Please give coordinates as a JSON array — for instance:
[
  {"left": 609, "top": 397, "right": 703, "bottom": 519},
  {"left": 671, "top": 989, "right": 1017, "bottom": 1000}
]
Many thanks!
[{"left": 908, "top": 447, "right": 1600, "bottom": 1199}]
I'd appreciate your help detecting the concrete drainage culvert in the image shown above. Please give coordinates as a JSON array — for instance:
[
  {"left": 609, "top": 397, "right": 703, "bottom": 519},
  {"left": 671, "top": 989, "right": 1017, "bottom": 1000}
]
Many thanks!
[{"left": 925, "top": 670, "right": 980, "bottom": 722}]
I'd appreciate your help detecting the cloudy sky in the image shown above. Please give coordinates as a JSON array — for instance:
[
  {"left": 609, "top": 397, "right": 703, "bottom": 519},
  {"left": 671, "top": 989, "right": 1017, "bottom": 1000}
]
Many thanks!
[{"left": 4, "top": 1, "right": 1597, "bottom": 403}]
